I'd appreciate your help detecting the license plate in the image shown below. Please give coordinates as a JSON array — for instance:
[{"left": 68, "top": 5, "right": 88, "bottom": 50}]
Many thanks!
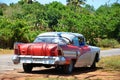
[
  {"left": 33, "top": 58, "right": 55, "bottom": 64},
  {"left": 20, "top": 58, "right": 32, "bottom": 63},
  {"left": 33, "top": 58, "right": 43, "bottom": 61},
  {"left": 20, "top": 57, "right": 55, "bottom": 64}
]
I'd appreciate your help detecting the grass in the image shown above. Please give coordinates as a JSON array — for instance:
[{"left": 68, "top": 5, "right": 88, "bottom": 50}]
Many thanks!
[
  {"left": 100, "top": 47, "right": 112, "bottom": 50},
  {"left": 0, "top": 48, "right": 13, "bottom": 54},
  {"left": 116, "top": 44, "right": 120, "bottom": 48},
  {"left": 97, "top": 55, "right": 120, "bottom": 71},
  {"left": 100, "top": 44, "right": 120, "bottom": 50}
]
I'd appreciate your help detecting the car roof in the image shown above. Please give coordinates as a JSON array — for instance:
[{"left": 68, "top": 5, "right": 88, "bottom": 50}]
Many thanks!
[{"left": 37, "top": 32, "right": 84, "bottom": 41}]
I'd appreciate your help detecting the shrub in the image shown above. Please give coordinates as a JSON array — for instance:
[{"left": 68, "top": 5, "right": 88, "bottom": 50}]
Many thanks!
[{"left": 97, "top": 39, "right": 119, "bottom": 48}]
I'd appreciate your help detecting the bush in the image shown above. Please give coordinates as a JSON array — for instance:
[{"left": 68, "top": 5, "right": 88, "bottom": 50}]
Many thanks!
[{"left": 97, "top": 39, "right": 119, "bottom": 48}]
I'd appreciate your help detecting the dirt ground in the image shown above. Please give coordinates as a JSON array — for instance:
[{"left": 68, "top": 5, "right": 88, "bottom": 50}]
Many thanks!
[
  {"left": 0, "top": 48, "right": 120, "bottom": 80},
  {"left": 0, "top": 67, "right": 120, "bottom": 80}
]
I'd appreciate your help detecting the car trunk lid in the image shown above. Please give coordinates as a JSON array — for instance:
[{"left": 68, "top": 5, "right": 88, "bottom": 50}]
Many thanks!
[{"left": 16, "top": 43, "right": 58, "bottom": 56}]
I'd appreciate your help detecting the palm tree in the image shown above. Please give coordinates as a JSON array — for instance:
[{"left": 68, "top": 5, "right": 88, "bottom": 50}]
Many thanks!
[
  {"left": 18, "top": 0, "right": 33, "bottom": 4},
  {"left": 27, "top": 0, "right": 33, "bottom": 4},
  {"left": 66, "top": 0, "right": 86, "bottom": 7}
]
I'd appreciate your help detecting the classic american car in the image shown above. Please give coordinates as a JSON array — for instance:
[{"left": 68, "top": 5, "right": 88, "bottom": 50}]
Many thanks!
[{"left": 12, "top": 32, "right": 100, "bottom": 74}]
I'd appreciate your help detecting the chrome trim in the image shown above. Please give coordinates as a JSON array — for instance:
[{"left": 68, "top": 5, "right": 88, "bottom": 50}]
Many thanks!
[
  {"left": 12, "top": 55, "right": 20, "bottom": 64},
  {"left": 12, "top": 55, "right": 66, "bottom": 65},
  {"left": 63, "top": 50, "right": 77, "bottom": 57}
]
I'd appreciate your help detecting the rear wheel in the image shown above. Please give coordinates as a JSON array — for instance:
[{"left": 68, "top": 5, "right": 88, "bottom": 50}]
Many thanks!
[
  {"left": 63, "top": 60, "right": 74, "bottom": 74},
  {"left": 23, "top": 63, "right": 33, "bottom": 73}
]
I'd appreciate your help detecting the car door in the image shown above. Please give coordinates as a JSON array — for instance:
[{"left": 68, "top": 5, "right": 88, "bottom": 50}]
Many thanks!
[
  {"left": 79, "top": 36, "right": 91, "bottom": 65},
  {"left": 74, "top": 36, "right": 91, "bottom": 67},
  {"left": 80, "top": 45, "right": 91, "bottom": 65}
]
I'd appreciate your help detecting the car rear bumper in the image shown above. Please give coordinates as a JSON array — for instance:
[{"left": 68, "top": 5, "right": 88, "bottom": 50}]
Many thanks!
[{"left": 12, "top": 55, "right": 66, "bottom": 65}]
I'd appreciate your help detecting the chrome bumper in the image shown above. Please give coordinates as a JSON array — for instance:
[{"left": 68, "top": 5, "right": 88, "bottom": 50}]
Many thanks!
[{"left": 12, "top": 55, "right": 66, "bottom": 65}]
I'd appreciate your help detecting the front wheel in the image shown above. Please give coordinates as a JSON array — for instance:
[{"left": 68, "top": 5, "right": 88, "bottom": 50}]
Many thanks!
[
  {"left": 90, "top": 56, "right": 96, "bottom": 69},
  {"left": 63, "top": 60, "right": 74, "bottom": 74},
  {"left": 23, "top": 63, "right": 33, "bottom": 73}
]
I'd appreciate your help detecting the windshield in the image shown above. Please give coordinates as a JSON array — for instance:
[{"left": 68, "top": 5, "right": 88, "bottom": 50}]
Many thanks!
[{"left": 34, "top": 36, "right": 70, "bottom": 45}]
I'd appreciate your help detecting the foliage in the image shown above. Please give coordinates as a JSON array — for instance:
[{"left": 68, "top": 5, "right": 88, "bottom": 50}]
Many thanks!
[
  {"left": 0, "top": 0, "right": 120, "bottom": 48},
  {"left": 0, "top": 9, "right": 3, "bottom": 15},
  {"left": 97, "top": 39, "right": 119, "bottom": 48}
]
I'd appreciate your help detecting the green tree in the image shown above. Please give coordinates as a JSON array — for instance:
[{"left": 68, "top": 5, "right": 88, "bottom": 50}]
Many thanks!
[
  {"left": 0, "top": 9, "right": 3, "bottom": 16},
  {"left": 84, "top": 4, "right": 95, "bottom": 12},
  {"left": 0, "top": 1, "right": 120, "bottom": 48}
]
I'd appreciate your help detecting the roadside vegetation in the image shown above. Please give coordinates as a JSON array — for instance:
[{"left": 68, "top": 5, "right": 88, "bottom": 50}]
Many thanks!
[
  {"left": 97, "top": 39, "right": 119, "bottom": 48},
  {"left": 0, "top": 48, "right": 13, "bottom": 54},
  {"left": 0, "top": 0, "right": 120, "bottom": 49},
  {"left": 97, "top": 55, "right": 120, "bottom": 71}
]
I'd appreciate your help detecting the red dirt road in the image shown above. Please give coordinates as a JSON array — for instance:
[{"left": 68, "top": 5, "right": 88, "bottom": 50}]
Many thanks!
[
  {"left": 0, "top": 48, "right": 120, "bottom": 80},
  {"left": 0, "top": 67, "right": 119, "bottom": 80}
]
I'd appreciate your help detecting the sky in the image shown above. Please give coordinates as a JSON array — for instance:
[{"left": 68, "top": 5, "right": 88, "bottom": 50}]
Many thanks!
[{"left": 0, "top": 0, "right": 120, "bottom": 9}]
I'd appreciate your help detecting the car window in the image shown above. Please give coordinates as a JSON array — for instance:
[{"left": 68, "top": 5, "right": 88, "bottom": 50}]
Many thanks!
[
  {"left": 72, "top": 37, "right": 79, "bottom": 46},
  {"left": 34, "top": 36, "right": 69, "bottom": 45},
  {"left": 52, "top": 38, "right": 66, "bottom": 45},
  {"left": 78, "top": 37, "right": 85, "bottom": 46},
  {"left": 72, "top": 37, "right": 85, "bottom": 46}
]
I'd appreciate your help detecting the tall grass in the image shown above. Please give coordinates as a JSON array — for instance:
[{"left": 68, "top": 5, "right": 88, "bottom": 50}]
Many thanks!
[
  {"left": 0, "top": 49, "right": 13, "bottom": 54},
  {"left": 97, "top": 39, "right": 119, "bottom": 48},
  {"left": 97, "top": 56, "right": 120, "bottom": 71}
]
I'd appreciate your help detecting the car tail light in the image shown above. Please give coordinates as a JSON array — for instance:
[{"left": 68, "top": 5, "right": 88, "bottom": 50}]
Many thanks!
[
  {"left": 14, "top": 43, "right": 20, "bottom": 55},
  {"left": 57, "top": 49, "right": 63, "bottom": 56},
  {"left": 57, "top": 45, "right": 63, "bottom": 56},
  {"left": 51, "top": 51, "right": 55, "bottom": 56}
]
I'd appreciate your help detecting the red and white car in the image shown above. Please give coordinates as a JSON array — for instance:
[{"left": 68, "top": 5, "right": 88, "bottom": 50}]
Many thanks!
[{"left": 12, "top": 32, "right": 100, "bottom": 74}]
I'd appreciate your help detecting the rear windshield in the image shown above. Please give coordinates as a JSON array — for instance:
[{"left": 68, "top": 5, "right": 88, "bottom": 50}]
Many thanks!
[{"left": 34, "top": 36, "right": 69, "bottom": 44}]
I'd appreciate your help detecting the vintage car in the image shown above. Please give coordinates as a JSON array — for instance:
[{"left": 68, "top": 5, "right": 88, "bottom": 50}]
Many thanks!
[{"left": 12, "top": 32, "right": 100, "bottom": 74}]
